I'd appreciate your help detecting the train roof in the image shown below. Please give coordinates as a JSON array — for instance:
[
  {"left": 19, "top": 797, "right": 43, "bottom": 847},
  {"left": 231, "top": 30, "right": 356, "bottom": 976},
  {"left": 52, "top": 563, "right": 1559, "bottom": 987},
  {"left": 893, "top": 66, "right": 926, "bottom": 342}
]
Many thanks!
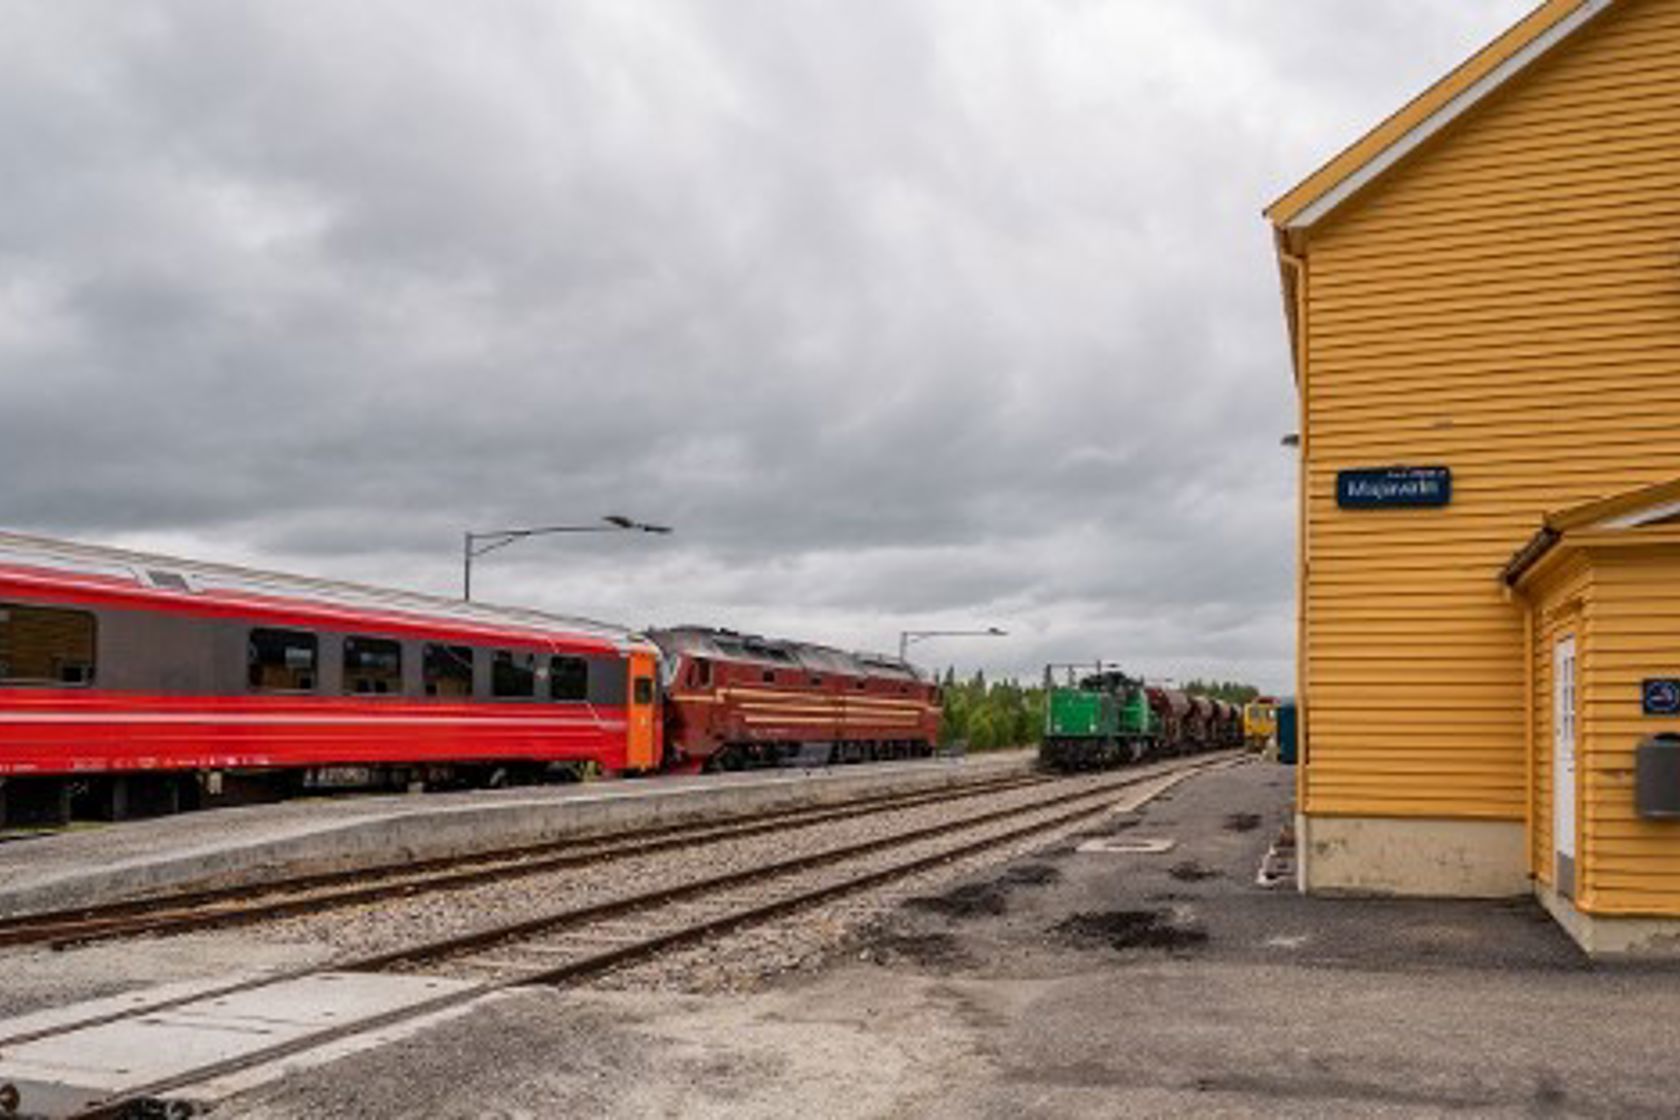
[
  {"left": 647, "top": 626, "right": 925, "bottom": 681},
  {"left": 0, "top": 530, "right": 650, "bottom": 651}
]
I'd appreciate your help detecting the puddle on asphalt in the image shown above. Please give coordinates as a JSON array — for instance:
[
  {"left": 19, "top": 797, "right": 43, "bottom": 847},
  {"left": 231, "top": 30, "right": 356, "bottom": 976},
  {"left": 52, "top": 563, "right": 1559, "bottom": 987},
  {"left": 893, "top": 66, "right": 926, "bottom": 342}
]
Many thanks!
[
  {"left": 1223, "top": 812, "right": 1264, "bottom": 833},
  {"left": 905, "top": 881, "right": 1010, "bottom": 919},
  {"left": 905, "top": 862, "right": 1064, "bottom": 919},
  {"left": 1168, "top": 860, "right": 1222, "bottom": 882},
  {"left": 998, "top": 863, "right": 1062, "bottom": 887},
  {"left": 861, "top": 930, "right": 974, "bottom": 970},
  {"left": 1051, "top": 909, "right": 1209, "bottom": 952}
]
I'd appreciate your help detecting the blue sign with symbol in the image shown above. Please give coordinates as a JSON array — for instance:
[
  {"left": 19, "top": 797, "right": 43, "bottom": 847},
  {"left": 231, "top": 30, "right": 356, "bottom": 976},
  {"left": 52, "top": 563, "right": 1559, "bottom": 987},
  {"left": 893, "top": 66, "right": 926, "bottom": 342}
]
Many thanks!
[
  {"left": 1643, "top": 679, "right": 1680, "bottom": 716},
  {"left": 1337, "top": 467, "right": 1452, "bottom": 510}
]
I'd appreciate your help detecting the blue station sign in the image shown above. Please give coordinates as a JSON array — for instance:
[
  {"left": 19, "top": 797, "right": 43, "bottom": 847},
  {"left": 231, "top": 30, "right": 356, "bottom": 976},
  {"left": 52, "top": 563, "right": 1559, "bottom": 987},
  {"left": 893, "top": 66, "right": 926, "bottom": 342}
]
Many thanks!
[
  {"left": 1643, "top": 679, "right": 1680, "bottom": 716},
  {"left": 1337, "top": 467, "right": 1453, "bottom": 510}
]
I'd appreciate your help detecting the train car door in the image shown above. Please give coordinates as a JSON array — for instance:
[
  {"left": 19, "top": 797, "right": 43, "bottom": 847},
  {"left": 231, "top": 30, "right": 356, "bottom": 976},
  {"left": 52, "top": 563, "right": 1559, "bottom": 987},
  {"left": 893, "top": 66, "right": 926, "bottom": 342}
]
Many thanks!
[{"left": 626, "top": 651, "right": 659, "bottom": 770}]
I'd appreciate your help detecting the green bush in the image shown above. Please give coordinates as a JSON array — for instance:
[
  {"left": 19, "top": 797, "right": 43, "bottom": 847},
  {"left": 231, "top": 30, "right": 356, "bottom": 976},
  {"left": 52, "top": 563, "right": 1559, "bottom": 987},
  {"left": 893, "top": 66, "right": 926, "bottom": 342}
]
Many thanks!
[{"left": 938, "top": 670, "right": 1046, "bottom": 751}]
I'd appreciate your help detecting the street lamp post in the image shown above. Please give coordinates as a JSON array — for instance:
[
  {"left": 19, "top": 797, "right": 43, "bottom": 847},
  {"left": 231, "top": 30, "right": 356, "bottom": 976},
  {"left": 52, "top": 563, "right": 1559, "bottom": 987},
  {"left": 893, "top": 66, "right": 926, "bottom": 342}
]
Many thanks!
[
  {"left": 462, "top": 514, "right": 672, "bottom": 601},
  {"left": 897, "top": 626, "right": 1007, "bottom": 661}
]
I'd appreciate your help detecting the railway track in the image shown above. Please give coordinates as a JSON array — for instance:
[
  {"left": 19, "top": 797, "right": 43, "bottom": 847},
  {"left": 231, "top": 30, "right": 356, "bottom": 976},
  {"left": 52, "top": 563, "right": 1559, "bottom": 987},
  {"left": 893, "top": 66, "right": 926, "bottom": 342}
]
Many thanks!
[
  {"left": 0, "top": 771, "right": 1048, "bottom": 950},
  {"left": 1, "top": 753, "right": 1235, "bottom": 1120},
  {"left": 360, "top": 755, "right": 1231, "bottom": 985}
]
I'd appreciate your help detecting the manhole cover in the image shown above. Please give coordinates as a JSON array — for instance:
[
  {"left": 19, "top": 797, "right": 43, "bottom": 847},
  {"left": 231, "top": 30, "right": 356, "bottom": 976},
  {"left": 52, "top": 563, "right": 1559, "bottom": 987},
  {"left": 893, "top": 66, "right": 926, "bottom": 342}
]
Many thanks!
[{"left": 1077, "top": 837, "right": 1176, "bottom": 855}]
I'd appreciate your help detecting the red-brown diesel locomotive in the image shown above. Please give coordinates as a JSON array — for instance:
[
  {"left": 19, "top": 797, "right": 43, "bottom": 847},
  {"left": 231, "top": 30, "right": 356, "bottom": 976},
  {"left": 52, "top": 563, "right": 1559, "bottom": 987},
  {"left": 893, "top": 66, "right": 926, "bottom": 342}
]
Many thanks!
[
  {"left": 0, "top": 533, "right": 942, "bottom": 823},
  {"left": 647, "top": 626, "right": 942, "bottom": 771}
]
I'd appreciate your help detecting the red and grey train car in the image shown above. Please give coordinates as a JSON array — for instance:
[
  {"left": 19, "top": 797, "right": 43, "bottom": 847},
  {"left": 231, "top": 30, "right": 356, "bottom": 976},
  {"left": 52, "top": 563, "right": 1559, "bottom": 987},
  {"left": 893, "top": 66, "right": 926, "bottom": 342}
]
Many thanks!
[
  {"left": 647, "top": 626, "right": 941, "bottom": 771},
  {"left": 0, "top": 533, "right": 662, "bottom": 823}
]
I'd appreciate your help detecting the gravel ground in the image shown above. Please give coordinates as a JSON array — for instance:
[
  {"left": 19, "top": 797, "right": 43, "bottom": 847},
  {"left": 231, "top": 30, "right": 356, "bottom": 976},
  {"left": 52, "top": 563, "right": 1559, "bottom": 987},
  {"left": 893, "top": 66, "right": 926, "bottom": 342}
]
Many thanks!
[
  {"left": 215, "top": 759, "right": 1680, "bottom": 1120},
  {"left": 407, "top": 765, "right": 1200, "bottom": 985},
  {"left": 0, "top": 752, "right": 1034, "bottom": 914},
  {"left": 0, "top": 757, "right": 1185, "bottom": 1021},
  {"left": 587, "top": 777, "right": 1189, "bottom": 994},
  {"left": 238, "top": 761, "right": 1198, "bottom": 961}
]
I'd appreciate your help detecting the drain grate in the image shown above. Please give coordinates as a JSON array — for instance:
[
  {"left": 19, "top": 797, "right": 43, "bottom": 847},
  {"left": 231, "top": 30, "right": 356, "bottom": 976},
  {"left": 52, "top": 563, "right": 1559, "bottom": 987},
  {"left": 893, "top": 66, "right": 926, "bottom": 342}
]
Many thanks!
[{"left": 1076, "top": 837, "right": 1176, "bottom": 855}]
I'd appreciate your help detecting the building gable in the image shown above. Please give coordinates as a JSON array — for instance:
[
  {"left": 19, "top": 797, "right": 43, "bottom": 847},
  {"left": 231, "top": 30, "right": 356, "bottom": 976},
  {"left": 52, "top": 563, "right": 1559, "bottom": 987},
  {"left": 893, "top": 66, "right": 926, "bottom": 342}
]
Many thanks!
[{"left": 1268, "top": 0, "right": 1618, "bottom": 234}]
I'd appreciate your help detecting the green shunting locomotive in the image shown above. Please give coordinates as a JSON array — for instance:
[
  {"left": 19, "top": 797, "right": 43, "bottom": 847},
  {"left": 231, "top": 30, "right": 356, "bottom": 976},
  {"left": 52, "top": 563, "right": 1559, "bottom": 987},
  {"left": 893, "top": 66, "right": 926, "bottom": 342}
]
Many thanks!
[{"left": 1041, "top": 664, "right": 1161, "bottom": 771}]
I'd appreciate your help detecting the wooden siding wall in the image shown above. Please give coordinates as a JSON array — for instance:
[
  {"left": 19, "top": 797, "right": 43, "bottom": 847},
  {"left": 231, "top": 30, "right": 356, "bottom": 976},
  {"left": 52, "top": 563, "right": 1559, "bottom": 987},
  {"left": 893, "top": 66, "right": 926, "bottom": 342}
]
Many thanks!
[
  {"left": 1300, "top": 0, "right": 1680, "bottom": 821},
  {"left": 1577, "top": 546, "right": 1680, "bottom": 915}
]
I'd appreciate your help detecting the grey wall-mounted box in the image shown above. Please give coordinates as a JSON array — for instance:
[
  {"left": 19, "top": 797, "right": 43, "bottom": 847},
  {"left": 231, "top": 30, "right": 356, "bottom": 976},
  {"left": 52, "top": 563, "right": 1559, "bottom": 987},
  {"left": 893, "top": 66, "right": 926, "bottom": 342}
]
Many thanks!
[{"left": 1636, "top": 734, "right": 1680, "bottom": 819}]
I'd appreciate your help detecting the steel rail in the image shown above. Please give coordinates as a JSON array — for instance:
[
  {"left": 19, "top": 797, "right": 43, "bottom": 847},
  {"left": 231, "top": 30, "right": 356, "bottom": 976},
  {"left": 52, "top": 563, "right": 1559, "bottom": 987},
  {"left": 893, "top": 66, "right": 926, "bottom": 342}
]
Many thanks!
[
  {"left": 348, "top": 762, "right": 1211, "bottom": 973},
  {"left": 0, "top": 772, "right": 1046, "bottom": 949},
  {"left": 0, "top": 772, "right": 1049, "bottom": 1061},
  {"left": 0, "top": 772, "right": 1048, "bottom": 1050},
  {"left": 60, "top": 754, "right": 1234, "bottom": 1120}
]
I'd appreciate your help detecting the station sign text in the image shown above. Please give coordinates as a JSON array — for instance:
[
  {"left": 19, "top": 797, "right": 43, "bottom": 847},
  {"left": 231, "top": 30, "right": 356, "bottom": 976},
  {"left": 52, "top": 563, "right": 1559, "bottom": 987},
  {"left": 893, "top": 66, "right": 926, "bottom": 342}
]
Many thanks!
[{"left": 1336, "top": 467, "right": 1453, "bottom": 510}]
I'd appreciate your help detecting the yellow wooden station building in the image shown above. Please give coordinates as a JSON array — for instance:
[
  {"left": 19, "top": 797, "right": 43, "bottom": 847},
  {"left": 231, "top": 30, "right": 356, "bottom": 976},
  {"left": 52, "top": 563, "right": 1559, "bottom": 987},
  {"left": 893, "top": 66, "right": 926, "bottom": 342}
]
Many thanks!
[{"left": 1267, "top": 0, "right": 1680, "bottom": 954}]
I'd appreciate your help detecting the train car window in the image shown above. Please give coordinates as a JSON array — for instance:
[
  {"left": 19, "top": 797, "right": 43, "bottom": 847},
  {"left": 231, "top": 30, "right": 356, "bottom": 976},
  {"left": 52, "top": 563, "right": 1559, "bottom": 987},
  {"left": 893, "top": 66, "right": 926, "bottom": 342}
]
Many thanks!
[
  {"left": 550, "top": 655, "right": 589, "bottom": 702},
  {"left": 761, "top": 669, "right": 775, "bottom": 684},
  {"left": 344, "top": 636, "right": 402, "bottom": 695},
  {"left": 0, "top": 603, "right": 96, "bottom": 687},
  {"left": 423, "top": 644, "right": 474, "bottom": 698},
  {"left": 491, "top": 649, "right": 538, "bottom": 698},
  {"left": 248, "top": 628, "right": 317, "bottom": 692},
  {"left": 633, "top": 676, "right": 654, "bottom": 705},
  {"left": 694, "top": 658, "right": 712, "bottom": 687},
  {"left": 809, "top": 675, "right": 823, "bottom": 687}
]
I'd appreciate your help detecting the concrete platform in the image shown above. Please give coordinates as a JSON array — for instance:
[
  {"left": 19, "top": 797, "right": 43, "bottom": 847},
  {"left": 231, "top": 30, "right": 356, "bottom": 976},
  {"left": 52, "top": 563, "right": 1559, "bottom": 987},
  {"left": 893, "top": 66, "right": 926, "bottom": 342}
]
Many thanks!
[
  {"left": 0, "top": 751, "right": 1034, "bottom": 920},
  {"left": 0, "top": 971, "right": 484, "bottom": 1118}
]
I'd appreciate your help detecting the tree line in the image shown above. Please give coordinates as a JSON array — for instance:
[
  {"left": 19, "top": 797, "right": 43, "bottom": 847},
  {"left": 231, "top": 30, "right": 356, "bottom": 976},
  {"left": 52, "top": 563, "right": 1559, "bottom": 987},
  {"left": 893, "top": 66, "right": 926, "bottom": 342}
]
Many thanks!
[{"left": 1179, "top": 679, "right": 1263, "bottom": 704}]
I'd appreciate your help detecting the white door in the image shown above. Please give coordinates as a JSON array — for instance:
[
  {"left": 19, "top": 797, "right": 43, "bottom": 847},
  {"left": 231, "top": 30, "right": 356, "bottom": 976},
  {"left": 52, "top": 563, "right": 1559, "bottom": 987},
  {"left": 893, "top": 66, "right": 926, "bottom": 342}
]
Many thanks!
[{"left": 1553, "top": 636, "right": 1578, "bottom": 898}]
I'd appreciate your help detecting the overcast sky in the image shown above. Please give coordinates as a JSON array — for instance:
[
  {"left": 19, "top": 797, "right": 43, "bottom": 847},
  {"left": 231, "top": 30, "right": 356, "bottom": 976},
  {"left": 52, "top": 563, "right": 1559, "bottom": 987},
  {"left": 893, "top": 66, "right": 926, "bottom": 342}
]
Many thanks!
[{"left": 0, "top": 1, "right": 1535, "bottom": 692}]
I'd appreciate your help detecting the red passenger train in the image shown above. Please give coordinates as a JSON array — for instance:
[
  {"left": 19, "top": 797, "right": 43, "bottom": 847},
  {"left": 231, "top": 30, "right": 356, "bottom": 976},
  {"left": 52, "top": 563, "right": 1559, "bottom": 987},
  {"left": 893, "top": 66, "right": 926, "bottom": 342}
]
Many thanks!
[
  {"left": 0, "top": 534, "right": 945, "bottom": 824},
  {"left": 0, "top": 533, "right": 663, "bottom": 822}
]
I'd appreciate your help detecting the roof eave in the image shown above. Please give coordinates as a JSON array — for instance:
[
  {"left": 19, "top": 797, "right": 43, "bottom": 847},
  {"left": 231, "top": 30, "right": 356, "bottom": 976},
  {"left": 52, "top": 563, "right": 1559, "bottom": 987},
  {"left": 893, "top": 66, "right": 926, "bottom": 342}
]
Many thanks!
[{"left": 1267, "top": 0, "right": 1615, "bottom": 233}]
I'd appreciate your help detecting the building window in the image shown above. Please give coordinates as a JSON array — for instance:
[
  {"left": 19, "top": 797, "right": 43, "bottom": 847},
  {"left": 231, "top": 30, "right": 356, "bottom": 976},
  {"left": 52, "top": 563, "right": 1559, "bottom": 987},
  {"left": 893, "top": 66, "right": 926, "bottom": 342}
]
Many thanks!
[
  {"left": 423, "top": 644, "right": 474, "bottom": 698},
  {"left": 249, "top": 628, "right": 317, "bottom": 692},
  {"left": 633, "top": 676, "right": 655, "bottom": 705},
  {"left": 344, "top": 636, "right": 402, "bottom": 695},
  {"left": 492, "top": 650, "right": 538, "bottom": 698},
  {"left": 551, "top": 655, "right": 589, "bottom": 702},
  {"left": 0, "top": 603, "right": 96, "bottom": 686}
]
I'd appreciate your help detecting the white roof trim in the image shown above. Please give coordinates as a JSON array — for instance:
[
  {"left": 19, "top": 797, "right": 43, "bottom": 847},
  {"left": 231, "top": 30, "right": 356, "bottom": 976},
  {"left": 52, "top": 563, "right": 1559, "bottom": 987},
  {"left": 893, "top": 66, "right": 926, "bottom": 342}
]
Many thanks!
[
  {"left": 1595, "top": 498, "right": 1680, "bottom": 531},
  {"left": 1286, "top": 0, "right": 1616, "bottom": 230}
]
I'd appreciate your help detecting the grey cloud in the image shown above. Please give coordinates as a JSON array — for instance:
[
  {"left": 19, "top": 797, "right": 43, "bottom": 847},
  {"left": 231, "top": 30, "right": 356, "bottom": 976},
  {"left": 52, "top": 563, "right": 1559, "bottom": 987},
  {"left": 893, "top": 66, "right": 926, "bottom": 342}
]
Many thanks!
[{"left": 0, "top": 0, "right": 1535, "bottom": 692}]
